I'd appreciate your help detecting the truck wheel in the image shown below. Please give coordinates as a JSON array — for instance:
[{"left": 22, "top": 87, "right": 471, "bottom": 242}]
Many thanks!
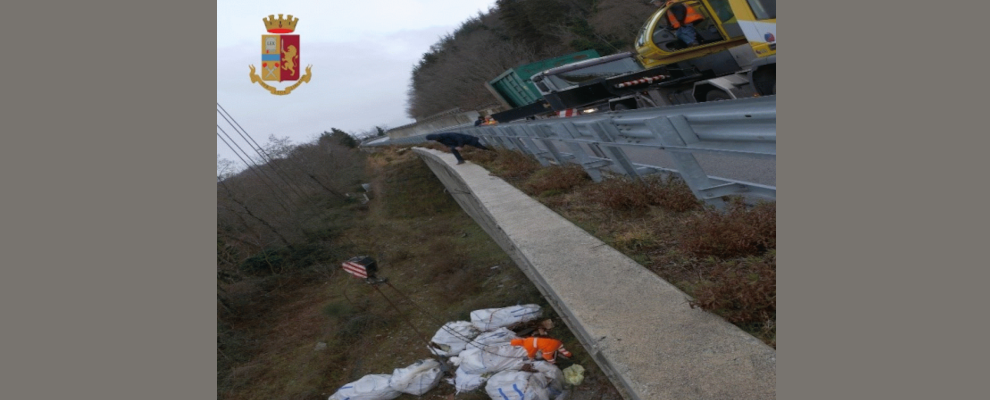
[{"left": 705, "top": 90, "right": 732, "bottom": 102}]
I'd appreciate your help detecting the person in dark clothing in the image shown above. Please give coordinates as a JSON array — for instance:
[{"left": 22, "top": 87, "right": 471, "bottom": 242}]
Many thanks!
[
  {"left": 474, "top": 115, "right": 485, "bottom": 126},
  {"left": 425, "top": 132, "right": 492, "bottom": 165}
]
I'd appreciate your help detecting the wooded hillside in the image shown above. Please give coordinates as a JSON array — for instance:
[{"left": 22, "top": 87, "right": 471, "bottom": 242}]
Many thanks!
[{"left": 406, "top": 0, "right": 656, "bottom": 118}]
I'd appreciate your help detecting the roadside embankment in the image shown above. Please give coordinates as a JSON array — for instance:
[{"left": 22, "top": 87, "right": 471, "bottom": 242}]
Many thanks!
[{"left": 414, "top": 147, "right": 776, "bottom": 400}]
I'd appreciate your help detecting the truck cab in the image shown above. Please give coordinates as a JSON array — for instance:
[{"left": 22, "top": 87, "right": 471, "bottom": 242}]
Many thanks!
[
  {"left": 729, "top": 0, "right": 776, "bottom": 95},
  {"left": 634, "top": 0, "right": 747, "bottom": 69}
]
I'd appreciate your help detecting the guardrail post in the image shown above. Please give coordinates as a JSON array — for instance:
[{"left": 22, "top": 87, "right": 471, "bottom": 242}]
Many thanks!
[
  {"left": 553, "top": 122, "right": 609, "bottom": 182},
  {"left": 516, "top": 125, "right": 551, "bottom": 166},
  {"left": 470, "top": 128, "right": 497, "bottom": 150},
  {"left": 490, "top": 126, "right": 520, "bottom": 151},
  {"left": 591, "top": 121, "right": 640, "bottom": 179},
  {"left": 504, "top": 126, "right": 547, "bottom": 165},
  {"left": 646, "top": 115, "right": 727, "bottom": 209},
  {"left": 531, "top": 124, "right": 570, "bottom": 165},
  {"left": 505, "top": 126, "right": 532, "bottom": 154}
]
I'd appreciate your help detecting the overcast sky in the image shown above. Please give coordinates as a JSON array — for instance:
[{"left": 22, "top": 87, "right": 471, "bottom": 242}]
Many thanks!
[{"left": 217, "top": 0, "right": 498, "bottom": 167}]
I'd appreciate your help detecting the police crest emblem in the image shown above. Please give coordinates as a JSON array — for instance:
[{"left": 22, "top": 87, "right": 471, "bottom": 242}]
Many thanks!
[{"left": 248, "top": 14, "right": 313, "bottom": 95}]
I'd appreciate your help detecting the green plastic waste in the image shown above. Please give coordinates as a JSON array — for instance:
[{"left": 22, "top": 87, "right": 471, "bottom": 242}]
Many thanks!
[{"left": 562, "top": 364, "right": 585, "bottom": 386}]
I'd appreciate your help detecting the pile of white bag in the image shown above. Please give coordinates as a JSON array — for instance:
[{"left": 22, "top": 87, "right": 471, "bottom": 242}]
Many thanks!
[
  {"left": 442, "top": 304, "right": 570, "bottom": 400},
  {"left": 328, "top": 358, "right": 442, "bottom": 400},
  {"left": 327, "top": 304, "right": 571, "bottom": 400}
]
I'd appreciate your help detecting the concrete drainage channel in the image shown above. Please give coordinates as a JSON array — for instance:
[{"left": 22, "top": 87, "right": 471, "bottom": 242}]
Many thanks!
[{"left": 413, "top": 148, "right": 776, "bottom": 400}]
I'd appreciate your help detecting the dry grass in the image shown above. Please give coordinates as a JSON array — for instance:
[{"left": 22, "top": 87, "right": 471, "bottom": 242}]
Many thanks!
[
  {"left": 218, "top": 145, "right": 624, "bottom": 400},
  {"left": 679, "top": 200, "right": 776, "bottom": 258},
  {"left": 218, "top": 143, "right": 775, "bottom": 400},
  {"left": 577, "top": 174, "right": 700, "bottom": 213},
  {"left": 471, "top": 148, "right": 776, "bottom": 347},
  {"left": 484, "top": 148, "right": 542, "bottom": 182},
  {"left": 689, "top": 252, "right": 776, "bottom": 348},
  {"left": 523, "top": 164, "right": 592, "bottom": 197}
]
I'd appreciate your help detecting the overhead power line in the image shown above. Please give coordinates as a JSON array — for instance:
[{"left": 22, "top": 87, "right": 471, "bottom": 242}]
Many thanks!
[
  {"left": 217, "top": 131, "right": 293, "bottom": 213},
  {"left": 217, "top": 104, "right": 311, "bottom": 199},
  {"left": 218, "top": 102, "right": 346, "bottom": 199}
]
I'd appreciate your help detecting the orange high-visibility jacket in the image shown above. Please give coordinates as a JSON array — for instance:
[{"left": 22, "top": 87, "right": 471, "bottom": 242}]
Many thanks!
[
  {"left": 667, "top": 3, "right": 704, "bottom": 29},
  {"left": 510, "top": 337, "right": 572, "bottom": 363}
]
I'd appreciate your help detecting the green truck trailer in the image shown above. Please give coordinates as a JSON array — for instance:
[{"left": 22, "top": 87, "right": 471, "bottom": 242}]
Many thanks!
[{"left": 485, "top": 50, "right": 600, "bottom": 121}]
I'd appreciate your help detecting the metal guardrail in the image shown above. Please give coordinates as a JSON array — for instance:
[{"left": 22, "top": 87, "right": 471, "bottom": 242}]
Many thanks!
[{"left": 367, "top": 97, "right": 776, "bottom": 207}]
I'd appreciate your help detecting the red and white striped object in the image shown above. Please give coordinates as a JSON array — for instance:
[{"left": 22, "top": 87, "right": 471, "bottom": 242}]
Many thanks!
[
  {"left": 613, "top": 74, "right": 668, "bottom": 88},
  {"left": 341, "top": 260, "right": 369, "bottom": 278},
  {"left": 557, "top": 109, "right": 579, "bottom": 118},
  {"left": 342, "top": 257, "right": 378, "bottom": 279}
]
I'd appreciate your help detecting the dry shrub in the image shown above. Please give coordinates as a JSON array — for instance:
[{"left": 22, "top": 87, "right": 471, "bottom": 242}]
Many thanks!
[
  {"left": 463, "top": 146, "right": 499, "bottom": 164},
  {"left": 689, "top": 254, "right": 776, "bottom": 337},
  {"left": 644, "top": 175, "right": 701, "bottom": 212},
  {"left": 578, "top": 174, "right": 698, "bottom": 213},
  {"left": 524, "top": 164, "right": 591, "bottom": 196},
  {"left": 580, "top": 176, "right": 651, "bottom": 211},
  {"left": 488, "top": 149, "right": 541, "bottom": 181},
  {"left": 612, "top": 224, "right": 662, "bottom": 253},
  {"left": 679, "top": 201, "right": 776, "bottom": 258}
]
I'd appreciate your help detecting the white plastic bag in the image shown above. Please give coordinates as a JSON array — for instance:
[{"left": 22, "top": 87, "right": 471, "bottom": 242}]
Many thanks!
[
  {"left": 531, "top": 361, "right": 566, "bottom": 399},
  {"left": 458, "top": 344, "right": 529, "bottom": 375},
  {"left": 327, "top": 374, "right": 401, "bottom": 400},
  {"left": 428, "top": 321, "right": 480, "bottom": 356},
  {"left": 454, "top": 366, "right": 488, "bottom": 393},
  {"left": 484, "top": 370, "right": 550, "bottom": 400},
  {"left": 470, "top": 304, "right": 542, "bottom": 331},
  {"left": 388, "top": 358, "right": 442, "bottom": 395},
  {"left": 467, "top": 327, "right": 518, "bottom": 349}
]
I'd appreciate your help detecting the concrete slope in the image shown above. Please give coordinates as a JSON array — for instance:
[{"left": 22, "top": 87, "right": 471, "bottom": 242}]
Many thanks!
[{"left": 414, "top": 148, "right": 775, "bottom": 400}]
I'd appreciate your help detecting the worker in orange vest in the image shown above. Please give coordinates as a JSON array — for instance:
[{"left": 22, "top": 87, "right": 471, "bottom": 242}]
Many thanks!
[
  {"left": 654, "top": 0, "right": 704, "bottom": 47},
  {"left": 510, "top": 337, "right": 573, "bottom": 364}
]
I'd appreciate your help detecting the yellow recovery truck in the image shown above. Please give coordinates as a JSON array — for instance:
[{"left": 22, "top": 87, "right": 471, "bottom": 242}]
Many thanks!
[{"left": 528, "top": 0, "right": 775, "bottom": 114}]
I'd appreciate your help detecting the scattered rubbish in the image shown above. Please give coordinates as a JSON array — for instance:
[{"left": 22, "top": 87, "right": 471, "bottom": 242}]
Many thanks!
[
  {"left": 314, "top": 342, "right": 327, "bottom": 352},
  {"left": 458, "top": 344, "right": 528, "bottom": 375},
  {"left": 562, "top": 364, "right": 586, "bottom": 386},
  {"left": 471, "top": 327, "right": 518, "bottom": 348},
  {"left": 531, "top": 361, "right": 567, "bottom": 396},
  {"left": 471, "top": 304, "right": 542, "bottom": 331},
  {"left": 388, "top": 359, "right": 442, "bottom": 396},
  {"left": 327, "top": 303, "right": 575, "bottom": 400},
  {"left": 328, "top": 374, "right": 400, "bottom": 400},
  {"left": 485, "top": 370, "right": 551, "bottom": 400},
  {"left": 453, "top": 366, "right": 488, "bottom": 393},
  {"left": 428, "top": 321, "right": 480, "bottom": 356}
]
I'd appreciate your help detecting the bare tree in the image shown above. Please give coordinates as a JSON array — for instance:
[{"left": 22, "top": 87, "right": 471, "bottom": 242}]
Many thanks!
[{"left": 587, "top": 0, "right": 657, "bottom": 50}]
